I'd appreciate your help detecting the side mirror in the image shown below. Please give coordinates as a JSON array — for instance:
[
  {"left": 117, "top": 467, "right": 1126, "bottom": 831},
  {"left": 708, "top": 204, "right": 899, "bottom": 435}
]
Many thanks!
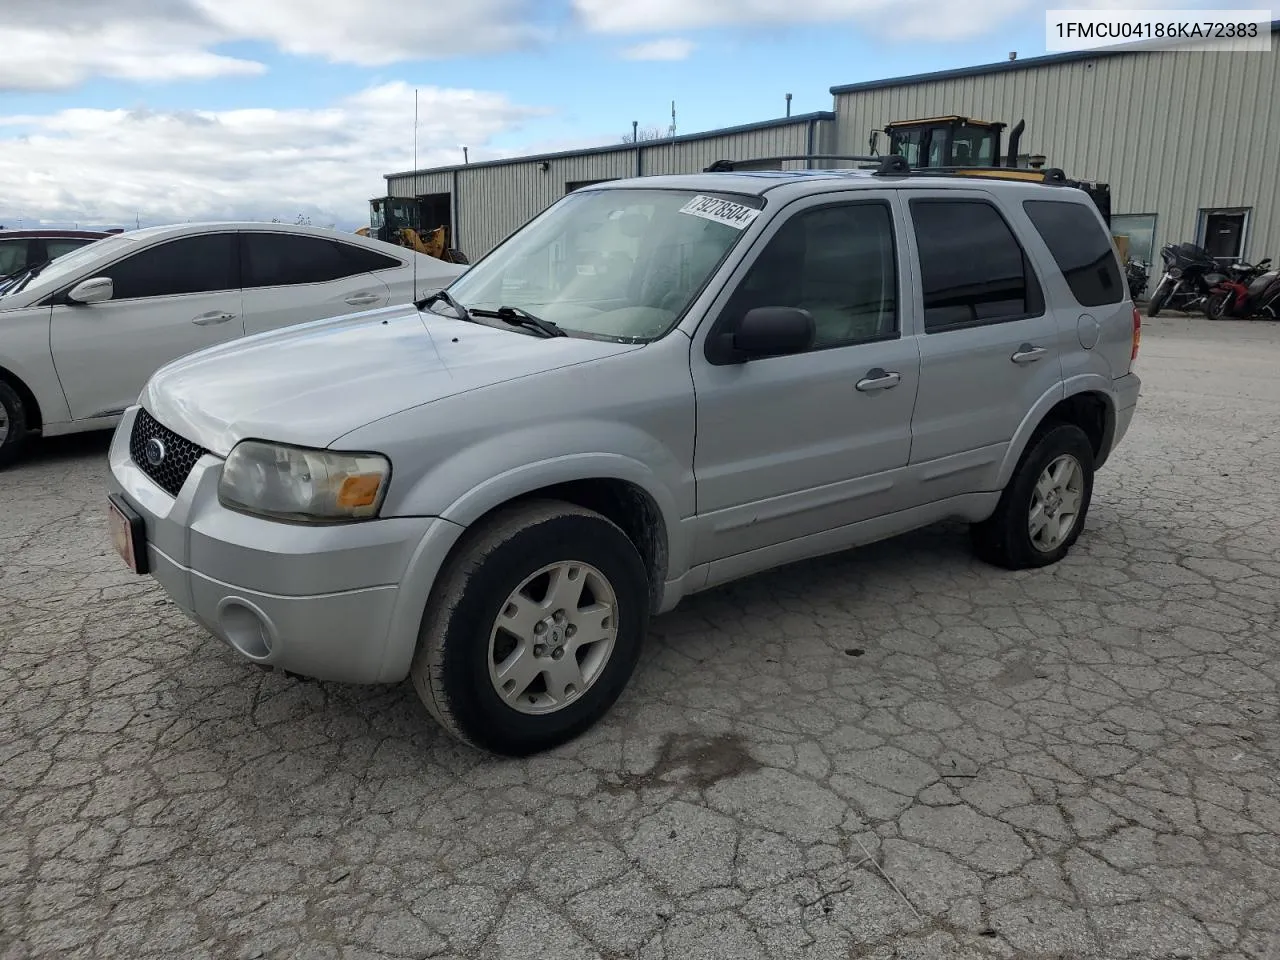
[
  {"left": 66, "top": 276, "right": 113, "bottom": 305},
  {"left": 710, "top": 306, "right": 815, "bottom": 363}
]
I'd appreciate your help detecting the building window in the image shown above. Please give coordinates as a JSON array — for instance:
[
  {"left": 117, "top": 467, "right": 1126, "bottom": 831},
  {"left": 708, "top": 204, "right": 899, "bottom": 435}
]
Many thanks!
[
  {"left": 1197, "top": 207, "right": 1251, "bottom": 263},
  {"left": 1110, "top": 213, "right": 1157, "bottom": 268}
]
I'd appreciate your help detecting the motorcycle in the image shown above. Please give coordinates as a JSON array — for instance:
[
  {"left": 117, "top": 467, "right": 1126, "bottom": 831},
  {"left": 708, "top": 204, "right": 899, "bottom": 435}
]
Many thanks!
[
  {"left": 1203, "top": 257, "right": 1280, "bottom": 320},
  {"left": 1124, "top": 259, "right": 1149, "bottom": 301},
  {"left": 1147, "top": 242, "right": 1218, "bottom": 317}
]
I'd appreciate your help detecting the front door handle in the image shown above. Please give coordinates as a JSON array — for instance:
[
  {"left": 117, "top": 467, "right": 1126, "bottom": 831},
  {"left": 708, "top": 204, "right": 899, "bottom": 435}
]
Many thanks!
[
  {"left": 1011, "top": 344, "right": 1048, "bottom": 364},
  {"left": 345, "top": 293, "right": 381, "bottom": 306},
  {"left": 191, "top": 311, "right": 236, "bottom": 326},
  {"left": 855, "top": 368, "right": 902, "bottom": 392}
]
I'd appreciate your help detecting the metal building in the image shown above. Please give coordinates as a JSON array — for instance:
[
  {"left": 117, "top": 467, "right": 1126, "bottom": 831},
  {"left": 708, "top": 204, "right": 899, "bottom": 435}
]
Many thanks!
[
  {"left": 832, "top": 23, "right": 1280, "bottom": 274},
  {"left": 386, "top": 22, "right": 1279, "bottom": 271},
  {"left": 384, "top": 113, "right": 835, "bottom": 260}
]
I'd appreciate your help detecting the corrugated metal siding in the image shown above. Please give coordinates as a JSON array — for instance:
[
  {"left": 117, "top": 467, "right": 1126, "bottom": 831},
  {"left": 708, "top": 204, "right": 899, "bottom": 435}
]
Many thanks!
[
  {"left": 438, "top": 123, "right": 823, "bottom": 258},
  {"left": 833, "top": 47, "right": 1280, "bottom": 261},
  {"left": 640, "top": 124, "right": 813, "bottom": 175},
  {"left": 455, "top": 150, "right": 637, "bottom": 258},
  {"left": 386, "top": 171, "right": 451, "bottom": 198}
]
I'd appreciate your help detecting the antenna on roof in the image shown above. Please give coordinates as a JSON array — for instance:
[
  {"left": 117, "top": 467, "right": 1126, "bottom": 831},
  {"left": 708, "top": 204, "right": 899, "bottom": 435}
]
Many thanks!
[
  {"left": 413, "top": 86, "right": 419, "bottom": 301},
  {"left": 669, "top": 100, "right": 676, "bottom": 138}
]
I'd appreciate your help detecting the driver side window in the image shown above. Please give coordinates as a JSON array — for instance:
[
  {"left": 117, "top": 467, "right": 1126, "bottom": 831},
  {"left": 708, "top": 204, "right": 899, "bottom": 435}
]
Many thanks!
[
  {"left": 720, "top": 200, "right": 900, "bottom": 351},
  {"left": 99, "top": 233, "right": 239, "bottom": 300}
]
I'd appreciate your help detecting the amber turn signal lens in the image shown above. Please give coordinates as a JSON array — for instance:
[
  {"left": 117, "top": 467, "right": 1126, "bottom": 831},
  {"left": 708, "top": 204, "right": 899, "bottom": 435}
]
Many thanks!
[{"left": 337, "top": 474, "right": 383, "bottom": 509}]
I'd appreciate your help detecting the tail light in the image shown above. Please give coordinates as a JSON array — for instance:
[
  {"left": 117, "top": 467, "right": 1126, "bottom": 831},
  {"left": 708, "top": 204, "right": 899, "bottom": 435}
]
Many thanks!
[{"left": 1131, "top": 306, "right": 1141, "bottom": 363}]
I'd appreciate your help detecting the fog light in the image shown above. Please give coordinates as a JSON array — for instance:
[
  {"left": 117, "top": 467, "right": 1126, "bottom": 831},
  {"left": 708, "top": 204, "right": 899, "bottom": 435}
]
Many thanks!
[{"left": 218, "top": 599, "right": 274, "bottom": 660}]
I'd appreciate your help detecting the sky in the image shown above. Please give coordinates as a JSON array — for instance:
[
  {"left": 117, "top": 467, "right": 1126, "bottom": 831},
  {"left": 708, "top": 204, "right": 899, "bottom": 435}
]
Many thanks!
[{"left": 0, "top": 0, "right": 1252, "bottom": 231}]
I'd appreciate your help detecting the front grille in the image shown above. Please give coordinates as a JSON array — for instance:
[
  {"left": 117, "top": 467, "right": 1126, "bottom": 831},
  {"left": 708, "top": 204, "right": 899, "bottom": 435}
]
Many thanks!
[{"left": 129, "top": 408, "right": 208, "bottom": 498}]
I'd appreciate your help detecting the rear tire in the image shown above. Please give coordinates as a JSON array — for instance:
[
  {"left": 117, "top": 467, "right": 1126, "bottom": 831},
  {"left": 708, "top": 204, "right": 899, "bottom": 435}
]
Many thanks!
[
  {"left": 410, "top": 500, "right": 650, "bottom": 756},
  {"left": 970, "top": 423, "right": 1095, "bottom": 571},
  {"left": 1146, "top": 280, "right": 1170, "bottom": 317},
  {"left": 0, "top": 380, "right": 31, "bottom": 469}
]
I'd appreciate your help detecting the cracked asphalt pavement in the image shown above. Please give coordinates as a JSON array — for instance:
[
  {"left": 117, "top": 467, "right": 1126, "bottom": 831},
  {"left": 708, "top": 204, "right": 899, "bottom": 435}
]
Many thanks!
[{"left": 3, "top": 316, "right": 1280, "bottom": 960}]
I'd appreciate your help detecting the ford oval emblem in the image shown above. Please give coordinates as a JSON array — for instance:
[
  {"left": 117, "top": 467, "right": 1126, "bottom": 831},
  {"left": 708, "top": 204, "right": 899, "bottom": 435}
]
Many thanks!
[{"left": 144, "top": 437, "right": 166, "bottom": 468}]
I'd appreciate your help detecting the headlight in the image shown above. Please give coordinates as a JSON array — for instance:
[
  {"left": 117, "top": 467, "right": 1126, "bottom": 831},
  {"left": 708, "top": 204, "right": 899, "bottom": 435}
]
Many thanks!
[
  {"left": 1168, "top": 267, "right": 1183, "bottom": 278},
  {"left": 218, "top": 440, "right": 390, "bottom": 523}
]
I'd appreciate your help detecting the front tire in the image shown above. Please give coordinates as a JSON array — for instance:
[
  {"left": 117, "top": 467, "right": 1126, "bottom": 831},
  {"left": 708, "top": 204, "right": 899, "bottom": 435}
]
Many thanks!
[
  {"left": 970, "top": 423, "right": 1096, "bottom": 571},
  {"left": 410, "top": 500, "right": 650, "bottom": 756},
  {"left": 0, "top": 380, "right": 31, "bottom": 469},
  {"left": 1146, "top": 279, "right": 1171, "bottom": 317}
]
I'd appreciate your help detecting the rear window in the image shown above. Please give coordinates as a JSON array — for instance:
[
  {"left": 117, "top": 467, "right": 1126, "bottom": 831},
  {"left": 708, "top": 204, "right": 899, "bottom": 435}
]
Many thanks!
[{"left": 1022, "top": 199, "right": 1124, "bottom": 306}]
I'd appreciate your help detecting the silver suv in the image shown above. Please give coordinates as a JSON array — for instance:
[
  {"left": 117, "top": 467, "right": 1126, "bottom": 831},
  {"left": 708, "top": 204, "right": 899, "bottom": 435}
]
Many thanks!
[{"left": 105, "top": 164, "right": 1143, "bottom": 756}]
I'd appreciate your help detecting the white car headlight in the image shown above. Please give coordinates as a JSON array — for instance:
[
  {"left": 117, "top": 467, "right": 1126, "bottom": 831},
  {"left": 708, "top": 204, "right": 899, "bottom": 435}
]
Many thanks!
[{"left": 218, "top": 441, "right": 391, "bottom": 523}]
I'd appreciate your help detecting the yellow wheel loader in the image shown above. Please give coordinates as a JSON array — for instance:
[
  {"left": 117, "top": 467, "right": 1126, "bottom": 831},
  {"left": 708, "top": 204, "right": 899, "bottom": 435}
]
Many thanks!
[
  {"left": 360, "top": 197, "right": 469, "bottom": 264},
  {"left": 869, "top": 116, "right": 1113, "bottom": 230}
]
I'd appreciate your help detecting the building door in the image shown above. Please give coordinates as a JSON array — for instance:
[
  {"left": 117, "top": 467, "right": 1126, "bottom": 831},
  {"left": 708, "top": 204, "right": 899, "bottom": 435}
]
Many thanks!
[{"left": 1200, "top": 209, "right": 1249, "bottom": 262}]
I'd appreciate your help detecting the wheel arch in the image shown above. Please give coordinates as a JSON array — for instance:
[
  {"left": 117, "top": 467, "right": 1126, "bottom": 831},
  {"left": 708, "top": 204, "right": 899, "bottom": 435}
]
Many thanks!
[
  {"left": 437, "top": 458, "right": 679, "bottom": 615},
  {"left": 0, "top": 363, "right": 43, "bottom": 432},
  {"left": 997, "top": 380, "right": 1117, "bottom": 487}
]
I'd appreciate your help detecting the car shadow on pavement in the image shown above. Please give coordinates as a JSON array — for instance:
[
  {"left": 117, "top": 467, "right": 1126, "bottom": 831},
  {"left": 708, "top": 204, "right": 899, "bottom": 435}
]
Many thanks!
[
  {"left": 154, "top": 517, "right": 995, "bottom": 794},
  {"left": 16, "top": 429, "right": 114, "bottom": 466}
]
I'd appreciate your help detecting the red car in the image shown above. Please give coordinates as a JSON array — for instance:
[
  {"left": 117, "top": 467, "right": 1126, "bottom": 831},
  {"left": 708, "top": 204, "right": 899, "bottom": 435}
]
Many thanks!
[{"left": 0, "top": 229, "right": 117, "bottom": 280}]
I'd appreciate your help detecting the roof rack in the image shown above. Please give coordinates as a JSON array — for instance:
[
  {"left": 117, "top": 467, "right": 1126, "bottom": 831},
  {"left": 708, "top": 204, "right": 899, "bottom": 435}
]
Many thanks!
[
  {"left": 702, "top": 154, "right": 1077, "bottom": 184},
  {"left": 704, "top": 154, "right": 908, "bottom": 174}
]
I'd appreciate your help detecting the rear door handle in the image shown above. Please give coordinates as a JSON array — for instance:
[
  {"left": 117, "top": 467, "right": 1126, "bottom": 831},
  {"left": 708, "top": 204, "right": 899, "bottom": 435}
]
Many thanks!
[
  {"left": 345, "top": 293, "right": 381, "bottom": 306},
  {"left": 855, "top": 368, "right": 902, "bottom": 392},
  {"left": 1011, "top": 344, "right": 1048, "bottom": 364},
  {"left": 191, "top": 311, "right": 236, "bottom": 326}
]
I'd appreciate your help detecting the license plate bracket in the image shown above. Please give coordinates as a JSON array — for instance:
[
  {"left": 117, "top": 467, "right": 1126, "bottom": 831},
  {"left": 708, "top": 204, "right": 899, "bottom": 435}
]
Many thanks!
[{"left": 107, "top": 493, "right": 149, "bottom": 575}]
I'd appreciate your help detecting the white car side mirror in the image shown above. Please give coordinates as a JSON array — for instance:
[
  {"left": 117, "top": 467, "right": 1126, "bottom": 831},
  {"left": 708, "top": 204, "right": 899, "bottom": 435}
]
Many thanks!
[{"left": 67, "top": 276, "right": 114, "bottom": 305}]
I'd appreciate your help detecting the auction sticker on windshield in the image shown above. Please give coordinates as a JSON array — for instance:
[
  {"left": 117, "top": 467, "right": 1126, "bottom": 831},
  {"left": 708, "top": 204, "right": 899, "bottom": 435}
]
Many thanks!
[{"left": 679, "top": 195, "right": 761, "bottom": 230}]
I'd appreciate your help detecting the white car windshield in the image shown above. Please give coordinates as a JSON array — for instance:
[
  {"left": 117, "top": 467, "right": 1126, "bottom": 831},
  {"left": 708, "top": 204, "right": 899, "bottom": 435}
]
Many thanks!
[{"left": 436, "top": 187, "right": 761, "bottom": 341}]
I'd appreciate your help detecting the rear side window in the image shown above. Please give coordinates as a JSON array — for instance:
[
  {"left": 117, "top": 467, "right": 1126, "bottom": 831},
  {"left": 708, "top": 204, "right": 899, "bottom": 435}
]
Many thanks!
[
  {"left": 100, "top": 233, "right": 239, "bottom": 299},
  {"left": 1023, "top": 199, "right": 1124, "bottom": 306},
  {"left": 241, "top": 232, "right": 394, "bottom": 288},
  {"left": 335, "top": 242, "right": 402, "bottom": 273},
  {"left": 909, "top": 198, "right": 1044, "bottom": 332}
]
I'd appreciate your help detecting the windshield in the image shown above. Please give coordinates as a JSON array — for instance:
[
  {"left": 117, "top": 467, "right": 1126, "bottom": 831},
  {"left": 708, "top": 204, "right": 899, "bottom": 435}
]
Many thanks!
[
  {"left": 0, "top": 234, "right": 132, "bottom": 297},
  {"left": 437, "top": 187, "right": 761, "bottom": 341}
]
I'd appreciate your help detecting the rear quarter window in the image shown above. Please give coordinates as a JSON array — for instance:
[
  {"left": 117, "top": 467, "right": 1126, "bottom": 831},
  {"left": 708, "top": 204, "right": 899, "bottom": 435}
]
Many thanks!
[{"left": 1022, "top": 199, "right": 1125, "bottom": 307}]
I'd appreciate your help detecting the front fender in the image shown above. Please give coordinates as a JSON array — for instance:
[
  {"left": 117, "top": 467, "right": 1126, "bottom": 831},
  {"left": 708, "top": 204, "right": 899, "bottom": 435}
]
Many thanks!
[
  {"left": 0, "top": 306, "right": 72, "bottom": 428},
  {"left": 374, "top": 449, "right": 690, "bottom": 685}
]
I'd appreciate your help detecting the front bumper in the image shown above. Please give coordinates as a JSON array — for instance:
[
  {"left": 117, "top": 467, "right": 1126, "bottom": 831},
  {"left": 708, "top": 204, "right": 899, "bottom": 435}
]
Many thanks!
[{"left": 106, "top": 406, "right": 462, "bottom": 684}]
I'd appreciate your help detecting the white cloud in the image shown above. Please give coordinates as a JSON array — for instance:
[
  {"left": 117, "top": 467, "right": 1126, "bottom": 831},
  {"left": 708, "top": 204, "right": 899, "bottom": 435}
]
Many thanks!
[
  {"left": 191, "top": 0, "right": 549, "bottom": 66},
  {"left": 620, "top": 38, "right": 697, "bottom": 60},
  {"left": 0, "top": 83, "right": 546, "bottom": 230},
  {"left": 0, "top": 0, "right": 547, "bottom": 91},
  {"left": 572, "top": 0, "right": 1249, "bottom": 39}
]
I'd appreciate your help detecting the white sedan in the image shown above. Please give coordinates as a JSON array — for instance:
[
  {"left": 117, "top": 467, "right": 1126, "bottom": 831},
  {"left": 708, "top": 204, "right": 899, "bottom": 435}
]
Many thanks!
[{"left": 0, "top": 221, "right": 467, "bottom": 466}]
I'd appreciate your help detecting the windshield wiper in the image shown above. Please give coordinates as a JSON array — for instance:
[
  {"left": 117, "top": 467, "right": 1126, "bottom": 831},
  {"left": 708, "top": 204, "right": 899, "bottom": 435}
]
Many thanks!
[
  {"left": 1, "top": 259, "right": 51, "bottom": 295},
  {"left": 414, "top": 288, "right": 476, "bottom": 323},
  {"left": 471, "top": 305, "right": 568, "bottom": 339}
]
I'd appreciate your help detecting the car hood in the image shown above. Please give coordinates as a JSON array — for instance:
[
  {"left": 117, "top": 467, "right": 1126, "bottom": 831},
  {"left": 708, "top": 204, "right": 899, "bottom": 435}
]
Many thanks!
[{"left": 140, "top": 303, "right": 643, "bottom": 456}]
